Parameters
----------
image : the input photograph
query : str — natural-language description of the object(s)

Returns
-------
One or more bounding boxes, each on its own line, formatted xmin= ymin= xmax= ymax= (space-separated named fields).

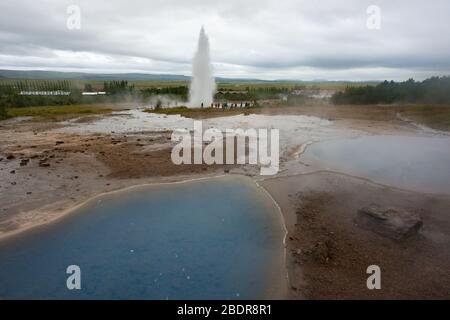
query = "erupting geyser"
xmin=189 ymin=26 xmax=215 ymax=108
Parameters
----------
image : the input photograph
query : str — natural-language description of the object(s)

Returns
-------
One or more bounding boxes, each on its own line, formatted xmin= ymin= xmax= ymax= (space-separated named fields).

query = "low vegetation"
xmin=0 ymin=80 xmax=138 ymax=109
xmin=145 ymin=106 xmax=189 ymax=114
xmin=332 ymin=76 xmax=450 ymax=105
xmin=398 ymin=105 xmax=450 ymax=131
xmin=144 ymin=106 xmax=255 ymax=119
xmin=6 ymin=105 xmax=114 ymax=121
xmin=0 ymin=104 xmax=7 ymax=120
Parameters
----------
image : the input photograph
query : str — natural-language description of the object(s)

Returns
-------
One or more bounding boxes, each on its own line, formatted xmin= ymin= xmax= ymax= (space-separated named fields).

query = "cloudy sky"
xmin=1 ymin=0 xmax=449 ymax=80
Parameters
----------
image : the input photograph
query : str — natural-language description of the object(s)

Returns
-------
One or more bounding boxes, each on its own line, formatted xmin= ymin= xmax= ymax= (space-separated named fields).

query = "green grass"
xmin=1 ymin=78 xmax=374 ymax=91
xmin=146 ymin=106 xmax=190 ymax=114
xmin=399 ymin=105 xmax=450 ymax=131
xmin=6 ymin=104 xmax=114 ymax=120
xmin=143 ymin=106 xmax=256 ymax=119
xmin=144 ymin=106 xmax=229 ymax=117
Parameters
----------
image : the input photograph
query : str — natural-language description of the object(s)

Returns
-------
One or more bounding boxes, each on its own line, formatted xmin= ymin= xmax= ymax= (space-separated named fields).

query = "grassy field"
xmin=397 ymin=105 xmax=450 ymax=131
xmin=6 ymin=104 xmax=115 ymax=121
xmin=215 ymin=81 xmax=376 ymax=90
xmin=0 ymin=78 xmax=376 ymax=91
xmin=129 ymin=80 xmax=376 ymax=91
xmin=144 ymin=106 xmax=252 ymax=119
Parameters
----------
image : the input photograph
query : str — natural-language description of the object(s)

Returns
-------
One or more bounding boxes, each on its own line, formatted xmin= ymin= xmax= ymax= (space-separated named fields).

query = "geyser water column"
xmin=189 ymin=26 xmax=215 ymax=108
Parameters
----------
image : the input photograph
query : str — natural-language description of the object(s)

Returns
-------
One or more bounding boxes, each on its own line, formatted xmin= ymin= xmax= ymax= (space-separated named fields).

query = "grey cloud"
xmin=0 ymin=0 xmax=449 ymax=80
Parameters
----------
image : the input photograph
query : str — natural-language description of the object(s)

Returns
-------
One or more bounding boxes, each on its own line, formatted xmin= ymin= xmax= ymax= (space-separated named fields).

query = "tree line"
xmin=0 ymin=80 xmax=73 ymax=92
xmin=332 ymin=76 xmax=450 ymax=105
xmin=141 ymin=86 xmax=188 ymax=100
xmin=0 ymin=80 xmax=137 ymax=110
xmin=102 ymin=80 xmax=135 ymax=94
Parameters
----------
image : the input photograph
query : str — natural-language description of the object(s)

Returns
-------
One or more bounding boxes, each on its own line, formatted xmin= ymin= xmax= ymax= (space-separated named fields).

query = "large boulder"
xmin=356 ymin=204 xmax=423 ymax=240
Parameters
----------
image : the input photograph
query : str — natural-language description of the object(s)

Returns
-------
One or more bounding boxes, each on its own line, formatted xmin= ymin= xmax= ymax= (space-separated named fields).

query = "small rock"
xmin=6 ymin=155 xmax=15 ymax=160
xmin=356 ymin=204 xmax=423 ymax=240
xmin=55 ymin=141 xmax=64 ymax=145
xmin=312 ymin=240 xmax=334 ymax=264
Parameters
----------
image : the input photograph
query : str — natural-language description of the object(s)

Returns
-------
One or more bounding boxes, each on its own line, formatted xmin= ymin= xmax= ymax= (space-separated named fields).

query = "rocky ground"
xmin=261 ymin=172 xmax=450 ymax=299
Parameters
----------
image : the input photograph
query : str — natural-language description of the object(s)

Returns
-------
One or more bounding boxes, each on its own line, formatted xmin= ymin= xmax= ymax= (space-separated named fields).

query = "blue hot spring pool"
xmin=0 ymin=176 xmax=286 ymax=299
xmin=302 ymin=135 xmax=450 ymax=194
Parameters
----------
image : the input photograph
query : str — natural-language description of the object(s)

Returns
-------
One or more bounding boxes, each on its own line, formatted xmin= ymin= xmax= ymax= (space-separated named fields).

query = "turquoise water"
xmin=302 ymin=135 xmax=450 ymax=194
xmin=0 ymin=177 xmax=285 ymax=299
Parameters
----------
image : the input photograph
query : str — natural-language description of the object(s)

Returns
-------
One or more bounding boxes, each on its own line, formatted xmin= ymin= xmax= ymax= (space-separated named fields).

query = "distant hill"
xmin=0 ymin=70 xmax=191 ymax=81
xmin=0 ymin=69 xmax=380 ymax=84
xmin=0 ymin=69 xmax=273 ymax=82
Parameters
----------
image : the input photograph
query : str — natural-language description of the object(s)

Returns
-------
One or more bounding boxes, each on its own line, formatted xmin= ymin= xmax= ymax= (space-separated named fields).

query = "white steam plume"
xmin=189 ymin=26 xmax=215 ymax=108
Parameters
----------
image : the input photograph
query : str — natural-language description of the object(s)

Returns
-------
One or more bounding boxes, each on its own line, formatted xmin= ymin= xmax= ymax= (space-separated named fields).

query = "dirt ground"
xmin=261 ymin=172 xmax=450 ymax=299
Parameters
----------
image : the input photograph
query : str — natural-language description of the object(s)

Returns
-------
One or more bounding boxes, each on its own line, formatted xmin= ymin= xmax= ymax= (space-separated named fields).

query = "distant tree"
xmin=102 ymin=80 xmax=134 ymax=95
xmin=84 ymin=83 xmax=93 ymax=92
xmin=155 ymin=99 xmax=162 ymax=110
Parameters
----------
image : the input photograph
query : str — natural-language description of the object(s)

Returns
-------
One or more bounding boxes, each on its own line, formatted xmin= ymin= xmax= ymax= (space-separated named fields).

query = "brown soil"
xmin=261 ymin=172 xmax=450 ymax=299
xmin=53 ymin=132 xmax=234 ymax=178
